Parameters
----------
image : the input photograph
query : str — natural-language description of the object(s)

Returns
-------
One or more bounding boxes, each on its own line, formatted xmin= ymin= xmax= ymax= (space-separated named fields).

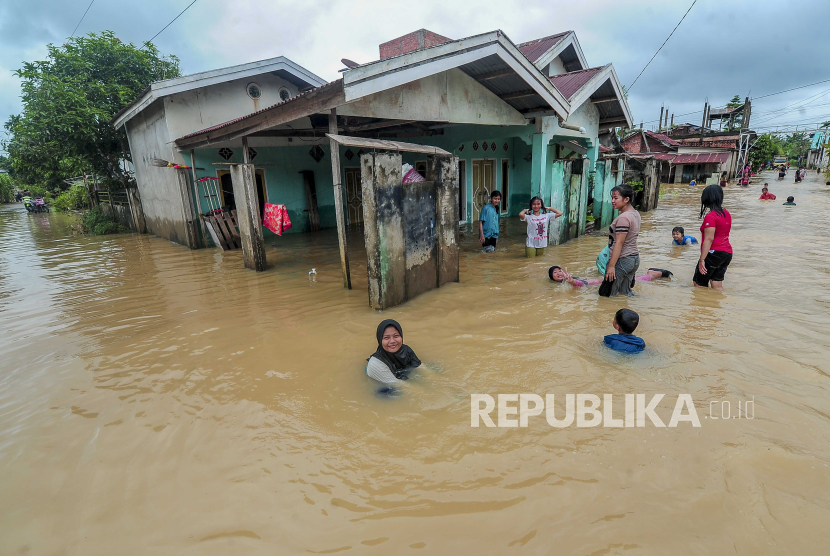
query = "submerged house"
xmin=115 ymin=28 xmax=632 ymax=304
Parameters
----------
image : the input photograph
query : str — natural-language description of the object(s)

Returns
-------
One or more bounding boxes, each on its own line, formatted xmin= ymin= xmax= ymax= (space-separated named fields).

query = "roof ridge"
xmin=518 ymin=30 xmax=570 ymax=47
xmin=549 ymin=64 xmax=609 ymax=77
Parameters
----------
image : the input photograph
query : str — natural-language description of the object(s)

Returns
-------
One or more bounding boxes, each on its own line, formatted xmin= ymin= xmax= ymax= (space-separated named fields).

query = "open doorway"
xmin=217 ymin=169 xmax=267 ymax=222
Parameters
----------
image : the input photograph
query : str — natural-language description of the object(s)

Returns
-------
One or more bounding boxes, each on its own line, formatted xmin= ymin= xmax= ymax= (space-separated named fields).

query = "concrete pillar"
xmin=592 ymin=160 xmax=605 ymax=223
xmin=531 ymin=133 xmax=549 ymax=201
xmin=229 ymin=163 xmax=267 ymax=271
xmin=360 ymin=152 xmax=405 ymax=310
xmin=578 ymin=143 xmax=599 ymax=236
xmin=427 ymin=154 xmax=460 ymax=287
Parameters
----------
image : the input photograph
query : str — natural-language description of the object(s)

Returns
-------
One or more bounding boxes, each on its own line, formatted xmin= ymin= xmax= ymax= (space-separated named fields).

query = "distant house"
xmin=620 ymin=126 xmax=740 ymax=184
xmin=807 ymin=131 xmax=826 ymax=169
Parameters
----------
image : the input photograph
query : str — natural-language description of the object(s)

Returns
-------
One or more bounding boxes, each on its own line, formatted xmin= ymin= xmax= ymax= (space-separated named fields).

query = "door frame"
xmin=458 ymin=159 xmax=467 ymax=224
xmin=471 ymin=158 xmax=496 ymax=222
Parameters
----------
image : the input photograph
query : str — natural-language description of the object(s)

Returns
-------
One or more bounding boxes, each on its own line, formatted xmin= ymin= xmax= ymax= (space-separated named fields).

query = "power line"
xmin=143 ymin=0 xmax=199 ymax=47
xmin=70 ymin=0 xmax=96 ymax=38
xmin=627 ymin=0 xmax=697 ymax=90
xmin=751 ymin=78 xmax=830 ymax=101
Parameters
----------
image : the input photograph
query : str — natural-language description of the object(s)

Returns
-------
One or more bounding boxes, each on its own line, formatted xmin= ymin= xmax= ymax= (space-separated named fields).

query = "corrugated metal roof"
xmin=599 ymin=145 xmax=613 ymax=153
xmin=647 ymin=131 xmax=680 ymax=147
xmin=177 ymin=79 xmax=343 ymax=141
xmin=672 ymin=152 xmax=730 ymax=164
xmin=651 ymin=153 xmax=677 ymax=161
xmin=548 ymin=65 xmax=606 ymax=100
xmin=518 ymin=31 xmax=569 ymax=63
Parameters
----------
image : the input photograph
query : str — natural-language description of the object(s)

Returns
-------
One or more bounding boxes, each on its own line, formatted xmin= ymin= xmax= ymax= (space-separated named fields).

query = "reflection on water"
xmin=2 ymin=172 xmax=830 ymax=554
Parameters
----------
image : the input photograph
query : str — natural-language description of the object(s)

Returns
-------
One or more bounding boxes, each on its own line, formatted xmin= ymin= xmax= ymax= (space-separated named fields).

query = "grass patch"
xmin=82 ymin=207 xmax=128 ymax=235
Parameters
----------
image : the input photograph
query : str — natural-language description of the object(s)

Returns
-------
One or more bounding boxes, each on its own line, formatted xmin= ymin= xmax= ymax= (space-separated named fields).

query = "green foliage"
xmin=781 ymin=132 xmax=811 ymax=161
xmin=748 ymin=134 xmax=781 ymax=169
xmin=2 ymin=31 xmax=180 ymax=193
xmin=627 ymin=180 xmax=645 ymax=193
xmin=0 ymin=173 xmax=16 ymax=203
xmin=81 ymin=206 xmax=127 ymax=235
xmin=52 ymin=183 xmax=89 ymax=211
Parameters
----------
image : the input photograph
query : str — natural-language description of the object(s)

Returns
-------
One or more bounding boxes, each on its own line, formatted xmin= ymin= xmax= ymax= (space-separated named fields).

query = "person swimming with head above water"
xmin=548 ymin=266 xmax=672 ymax=288
xmin=366 ymin=319 xmax=422 ymax=387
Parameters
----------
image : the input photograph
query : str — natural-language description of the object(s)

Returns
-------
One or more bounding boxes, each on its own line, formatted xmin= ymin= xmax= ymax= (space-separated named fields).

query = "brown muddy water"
xmin=2 ymin=170 xmax=830 ymax=555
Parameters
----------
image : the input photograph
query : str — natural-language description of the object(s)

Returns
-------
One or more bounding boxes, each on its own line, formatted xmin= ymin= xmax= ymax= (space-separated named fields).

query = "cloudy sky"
xmin=2 ymin=0 xmax=830 ymax=150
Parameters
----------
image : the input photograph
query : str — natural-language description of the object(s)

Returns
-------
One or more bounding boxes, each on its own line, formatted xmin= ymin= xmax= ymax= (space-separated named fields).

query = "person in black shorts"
xmin=693 ymin=185 xmax=733 ymax=290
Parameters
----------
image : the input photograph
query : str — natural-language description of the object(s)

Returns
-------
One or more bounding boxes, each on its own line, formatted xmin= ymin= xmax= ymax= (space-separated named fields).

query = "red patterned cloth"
xmin=262 ymin=203 xmax=292 ymax=236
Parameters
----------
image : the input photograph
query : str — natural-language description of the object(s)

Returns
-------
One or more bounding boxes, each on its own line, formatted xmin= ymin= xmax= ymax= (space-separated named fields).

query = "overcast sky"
xmin=2 ymin=0 xmax=830 ymax=152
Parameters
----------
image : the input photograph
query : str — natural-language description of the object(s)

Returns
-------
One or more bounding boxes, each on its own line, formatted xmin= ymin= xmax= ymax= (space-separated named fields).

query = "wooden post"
xmin=190 ymin=149 xmax=208 ymax=248
xmin=328 ymin=109 xmax=352 ymax=289
xmin=175 ymin=168 xmax=198 ymax=249
xmin=230 ymin=161 xmax=267 ymax=271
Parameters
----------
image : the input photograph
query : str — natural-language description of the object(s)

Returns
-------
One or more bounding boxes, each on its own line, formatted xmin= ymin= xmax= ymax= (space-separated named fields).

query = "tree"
xmin=748 ymin=134 xmax=781 ymax=169
xmin=781 ymin=132 xmax=811 ymax=161
xmin=1 ymin=31 xmax=180 ymax=192
xmin=725 ymin=95 xmax=744 ymax=131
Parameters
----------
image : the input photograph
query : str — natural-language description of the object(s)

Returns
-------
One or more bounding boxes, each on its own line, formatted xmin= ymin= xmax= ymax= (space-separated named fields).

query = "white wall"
xmin=547 ymin=56 xmax=567 ymax=76
xmin=125 ymin=101 xmax=189 ymax=244
xmin=163 ymin=72 xmax=304 ymax=161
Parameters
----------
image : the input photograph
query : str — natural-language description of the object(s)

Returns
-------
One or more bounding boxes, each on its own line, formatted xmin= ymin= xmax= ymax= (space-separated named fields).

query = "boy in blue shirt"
xmin=604 ymin=309 xmax=646 ymax=353
xmin=479 ymin=190 xmax=501 ymax=253
xmin=671 ymin=226 xmax=698 ymax=245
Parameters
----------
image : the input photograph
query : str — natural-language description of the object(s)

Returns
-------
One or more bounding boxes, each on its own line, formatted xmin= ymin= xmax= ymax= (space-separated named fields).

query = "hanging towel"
xmin=263 ymin=203 xmax=293 ymax=236
xmin=402 ymin=163 xmax=426 ymax=183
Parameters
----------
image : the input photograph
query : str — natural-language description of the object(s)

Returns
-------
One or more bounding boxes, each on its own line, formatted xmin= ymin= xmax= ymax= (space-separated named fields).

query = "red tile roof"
xmin=646 ymin=131 xmax=680 ymax=147
xmin=518 ymin=31 xmax=570 ymax=63
xmin=176 ymin=79 xmax=343 ymax=142
xmin=548 ymin=65 xmax=607 ymax=100
xmin=672 ymin=152 xmax=730 ymax=164
xmin=599 ymin=144 xmax=613 ymax=153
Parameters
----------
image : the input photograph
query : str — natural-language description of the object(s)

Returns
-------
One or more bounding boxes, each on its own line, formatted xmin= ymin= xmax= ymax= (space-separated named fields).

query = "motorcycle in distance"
xmin=23 ymin=196 xmax=50 ymax=213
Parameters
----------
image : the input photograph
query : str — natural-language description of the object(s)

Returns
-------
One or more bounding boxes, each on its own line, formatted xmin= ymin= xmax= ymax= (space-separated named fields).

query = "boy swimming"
xmin=604 ymin=309 xmax=645 ymax=353
xmin=671 ymin=226 xmax=698 ymax=245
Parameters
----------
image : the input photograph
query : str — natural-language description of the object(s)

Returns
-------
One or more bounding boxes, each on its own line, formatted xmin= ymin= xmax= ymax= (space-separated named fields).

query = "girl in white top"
xmin=519 ymin=196 xmax=563 ymax=258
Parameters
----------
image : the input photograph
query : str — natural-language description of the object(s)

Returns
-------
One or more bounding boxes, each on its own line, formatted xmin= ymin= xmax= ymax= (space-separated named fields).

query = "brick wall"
xmin=621 ymin=134 xmax=644 ymax=154
xmin=380 ymin=29 xmax=451 ymax=60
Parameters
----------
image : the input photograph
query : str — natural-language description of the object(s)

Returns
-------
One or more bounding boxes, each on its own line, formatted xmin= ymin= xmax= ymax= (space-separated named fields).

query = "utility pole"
xmin=700 ymin=101 xmax=708 ymax=144
xmin=658 ymin=106 xmax=664 ymax=133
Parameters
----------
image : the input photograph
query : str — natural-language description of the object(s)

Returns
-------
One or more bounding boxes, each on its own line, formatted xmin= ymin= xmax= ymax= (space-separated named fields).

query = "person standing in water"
xmin=603 ymin=184 xmax=641 ymax=296
xmin=366 ymin=320 xmax=422 ymax=385
xmin=519 ymin=197 xmax=562 ymax=258
xmin=694 ymin=184 xmax=732 ymax=291
xmin=479 ymin=190 xmax=501 ymax=253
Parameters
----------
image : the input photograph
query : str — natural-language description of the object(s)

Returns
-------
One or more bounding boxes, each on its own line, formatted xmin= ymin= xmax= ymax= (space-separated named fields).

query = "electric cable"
xmin=627 ymin=0 xmax=697 ymax=90
xmin=70 ymin=0 xmax=95 ymax=38
xmin=143 ymin=0 xmax=199 ymax=47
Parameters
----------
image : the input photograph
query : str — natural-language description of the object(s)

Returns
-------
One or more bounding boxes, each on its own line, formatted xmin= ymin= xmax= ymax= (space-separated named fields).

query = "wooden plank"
xmin=190 ymin=149 xmax=208 ymax=248
xmin=329 ymin=110 xmax=352 ymax=289
xmin=213 ymin=212 xmax=236 ymax=249
xmin=499 ymin=89 xmax=537 ymax=101
xmin=175 ymin=81 xmax=346 ymax=149
xmin=475 ymin=69 xmax=513 ymax=81
xmin=326 ymin=133 xmax=451 ymax=155
xmin=205 ymin=216 xmax=230 ymax=250
xmin=347 ymin=119 xmax=416 ymax=132
xmin=223 ymin=211 xmax=241 ymax=248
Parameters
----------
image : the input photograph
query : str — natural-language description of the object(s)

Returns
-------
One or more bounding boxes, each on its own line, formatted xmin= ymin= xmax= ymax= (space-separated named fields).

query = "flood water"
xmin=2 ymin=170 xmax=830 ymax=555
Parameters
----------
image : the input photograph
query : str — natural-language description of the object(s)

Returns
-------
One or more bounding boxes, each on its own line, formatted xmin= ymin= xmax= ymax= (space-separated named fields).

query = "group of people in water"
xmin=367 ymin=176 xmax=743 ymax=388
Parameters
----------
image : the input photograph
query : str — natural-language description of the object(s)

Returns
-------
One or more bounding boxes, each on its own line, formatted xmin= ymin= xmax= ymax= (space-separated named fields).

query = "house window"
xmin=246 ymin=83 xmax=262 ymax=99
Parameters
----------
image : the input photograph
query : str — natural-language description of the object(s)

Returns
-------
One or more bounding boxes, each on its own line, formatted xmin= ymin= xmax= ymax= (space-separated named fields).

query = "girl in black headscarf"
xmin=366 ymin=320 xmax=421 ymax=384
